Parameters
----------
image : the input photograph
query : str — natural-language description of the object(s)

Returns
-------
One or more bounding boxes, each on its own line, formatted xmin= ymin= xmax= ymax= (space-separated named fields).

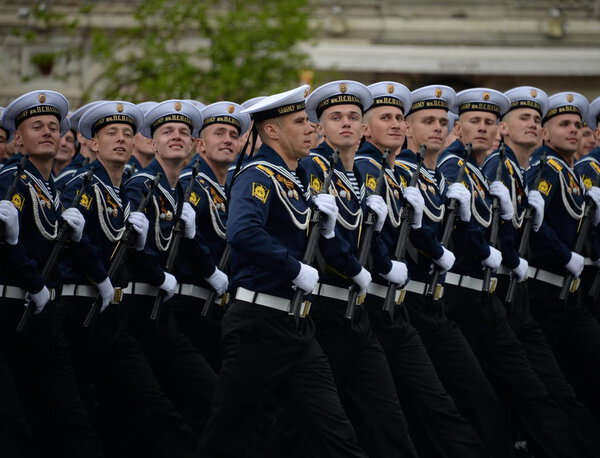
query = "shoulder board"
xmin=591 ymin=161 xmax=600 ymax=175
xmin=255 ymin=164 xmax=275 ymax=177
xmin=180 ymin=170 xmax=192 ymax=179
xmin=395 ymin=161 xmax=413 ymax=172
xmin=547 ymin=158 xmax=563 ymax=172
xmin=504 ymin=158 xmax=515 ymax=176
xmin=437 ymin=153 xmax=460 ymax=168
xmin=312 ymin=155 xmax=328 ymax=173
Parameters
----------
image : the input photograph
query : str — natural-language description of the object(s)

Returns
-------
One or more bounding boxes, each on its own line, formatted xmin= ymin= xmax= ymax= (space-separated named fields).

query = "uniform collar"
xmin=128 ymin=155 xmax=142 ymax=169
xmin=143 ymin=158 xmax=174 ymax=193
xmin=356 ymin=140 xmax=384 ymax=162
xmin=397 ymin=148 xmax=419 ymax=164
xmin=440 ymin=139 xmax=479 ymax=167
xmin=250 ymin=144 xmax=296 ymax=172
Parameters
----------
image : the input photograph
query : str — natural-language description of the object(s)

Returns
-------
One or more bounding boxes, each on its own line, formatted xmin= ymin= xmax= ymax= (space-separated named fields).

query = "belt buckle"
xmin=396 ymin=289 xmax=406 ymax=305
xmin=218 ymin=292 xmax=230 ymax=306
xmin=489 ymin=277 xmax=498 ymax=294
xmin=356 ymin=292 xmax=366 ymax=305
xmin=112 ymin=287 xmax=123 ymax=304
xmin=433 ymin=284 xmax=444 ymax=300
xmin=300 ymin=300 xmax=311 ymax=318
xmin=49 ymin=288 xmax=56 ymax=301
xmin=570 ymin=277 xmax=580 ymax=293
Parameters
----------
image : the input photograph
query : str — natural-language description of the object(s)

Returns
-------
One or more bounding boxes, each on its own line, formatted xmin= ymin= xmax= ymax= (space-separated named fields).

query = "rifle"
xmin=345 ymin=150 xmax=390 ymax=321
xmin=82 ymin=172 xmax=162 ymax=327
xmin=16 ymin=166 xmax=95 ymax=332
xmin=288 ymin=150 xmax=339 ymax=323
xmin=0 ymin=154 xmax=28 ymax=242
xmin=560 ymin=171 xmax=600 ymax=301
xmin=382 ymin=145 xmax=425 ymax=317
xmin=505 ymin=152 xmax=547 ymax=304
xmin=150 ymin=161 xmax=201 ymax=321
xmin=482 ymin=143 xmax=506 ymax=293
xmin=426 ymin=143 xmax=472 ymax=297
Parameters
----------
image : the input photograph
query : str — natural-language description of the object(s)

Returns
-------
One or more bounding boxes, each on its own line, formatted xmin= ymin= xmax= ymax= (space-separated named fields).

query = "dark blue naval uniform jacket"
xmin=575 ymin=147 xmax=600 ymax=261
xmin=227 ymin=144 xmax=348 ymax=299
xmin=0 ymin=154 xmax=64 ymax=291
xmin=438 ymin=139 xmax=512 ymax=277
xmin=481 ymin=144 xmax=526 ymax=270
xmin=59 ymin=160 xmax=131 ymax=288
xmin=177 ymin=158 xmax=227 ymax=287
xmin=528 ymin=145 xmax=585 ymax=274
xmin=124 ymin=159 xmax=216 ymax=287
xmin=393 ymin=148 xmax=447 ymax=283
xmin=122 ymin=155 xmax=143 ymax=182
xmin=296 ymin=141 xmax=389 ymax=288
xmin=55 ymin=152 xmax=87 ymax=191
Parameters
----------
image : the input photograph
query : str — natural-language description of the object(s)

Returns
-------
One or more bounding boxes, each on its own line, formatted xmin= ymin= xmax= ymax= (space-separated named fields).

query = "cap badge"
xmin=304 ymin=87 xmax=310 ymax=98
xmin=531 ymin=89 xmax=538 ymax=98
xmin=38 ymin=93 xmax=46 ymax=103
xmin=387 ymin=84 xmax=395 ymax=94
xmin=339 ymin=83 xmax=347 ymax=93
xmin=116 ymin=103 xmax=124 ymax=113
xmin=483 ymin=92 xmax=490 ymax=101
xmin=567 ymin=94 xmax=574 ymax=103
xmin=435 ymin=88 xmax=442 ymax=98
xmin=174 ymin=102 xmax=182 ymax=111
xmin=228 ymin=104 xmax=235 ymax=114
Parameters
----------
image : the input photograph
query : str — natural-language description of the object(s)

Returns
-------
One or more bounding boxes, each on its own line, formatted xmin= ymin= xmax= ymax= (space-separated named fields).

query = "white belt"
xmin=367 ymin=282 xmax=402 ymax=302
xmin=585 ymin=257 xmax=594 ymax=266
xmin=445 ymin=272 xmax=497 ymax=293
xmin=528 ymin=268 xmax=564 ymax=287
xmin=402 ymin=280 xmax=430 ymax=296
xmin=496 ymin=265 xmax=511 ymax=276
xmin=316 ymin=283 xmax=350 ymax=301
xmin=176 ymin=283 xmax=210 ymax=300
xmin=235 ymin=287 xmax=311 ymax=318
xmin=62 ymin=284 xmax=125 ymax=303
xmin=123 ymin=282 xmax=160 ymax=296
xmin=0 ymin=284 xmax=28 ymax=300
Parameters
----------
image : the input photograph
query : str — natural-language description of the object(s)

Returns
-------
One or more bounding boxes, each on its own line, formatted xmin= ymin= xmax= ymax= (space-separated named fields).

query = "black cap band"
xmin=543 ymin=105 xmax=582 ymax=124
xmin=92 ymin=114 xmax=137 ymax=137
xmin=252 ymin=101 xmax=306 ymax=122
xmin=506 ymin=99 xmax=543 ymax=117
xmin=458 ymin=102 xmax=501 ymax=117
xmin=150 ymin=114 xmax=193 ymax=136
xmin=408 ymin=99 xmax=448 ymax=115
xmin=369 ymin=96 xmax=404 ymax=111
xmin=15 ymin=105 xmax=61 ymax=127
xmin=202 ymin=115 xmax=241 ymax=133
xmin=316 ymin=94 xmax=362 ymax=119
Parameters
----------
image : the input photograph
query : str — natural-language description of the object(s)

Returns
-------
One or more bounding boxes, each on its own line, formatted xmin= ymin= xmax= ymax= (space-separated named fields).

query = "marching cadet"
xmin=438 ymin=88 xmax=591 ymax=457
xmin=483 ymin=86 xmax=600 ymax=456
xmin=58 ymin=101 xmax=200 ymax=457
xmin=292 ymin=80 xmax=418 ymax=458
xmin=577 ymin=122 xmax=597 ymax=160
xmin=0 ymin=107 xmax=9 ymax=166
xmin=0 ymin=90 xmax=101 ymax=457
xmin=123 ymin=101 xmax=158 ymax=181
xmin=357 ymin=82 xmax=499 ymax=457
xmin=51 ymin=127 xmax=76 ymax=178
xmin=123 ymin=100 xmax=221 ymax=434
xmin=55 ymin=101 xmax=106 ymax=190
xmin=528 ymin=92 xmax=600 ymax=426
xmin=175 ymin=101 xmax=249 ymax=370
xmin=199 ymin=85 xmax=368 ymax=458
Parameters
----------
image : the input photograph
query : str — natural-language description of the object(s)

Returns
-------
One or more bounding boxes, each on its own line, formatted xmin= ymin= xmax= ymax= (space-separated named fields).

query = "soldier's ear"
xmin=361 ymin=122 xmax=370 ymax=138
xmin=498 ymin=121 xmax=509 ymax=137
xmin=262 ymin=122 xmax=279 ymax=141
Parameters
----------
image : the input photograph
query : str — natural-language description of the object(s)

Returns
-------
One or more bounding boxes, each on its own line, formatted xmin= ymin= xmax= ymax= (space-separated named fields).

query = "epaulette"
xmin=395 ymin=161 xmax=412 ymax=172
xmin=504 ymin=158 xmax=514 ymax=176
xmin=255 ymin=164 xmax=275 ymax=177
xmin=591 ymin=161 xmax=600 ymax=175
xmin=312 ymin=155 xmax=328 ymax=173
xmin=547 ymin=158 xmax=563 ymax=173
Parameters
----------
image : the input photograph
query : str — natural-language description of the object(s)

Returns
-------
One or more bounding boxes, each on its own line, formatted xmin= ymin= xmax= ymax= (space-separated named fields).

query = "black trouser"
xmin=170 ymin=294 xmax=225 ymax=373
xmin=497 ymin=276 xmax=600 ymax=456
xmin=529 ymin=279 xmax=600 ymax=428
xmin=198 ymin=299 xmax=368 ymax=458
xmin=58 ymin=295 xmax=199 ymax=458
xmin=2 ymin=297 xmax=100 ymax=458
xmin=580 ymin=266 xmax=600 ymax=323
xmin=389 ymin=290 xmax=508 ymax=458
xmin=123 ymin=294 xmax=218 ymax=435
xmin=444 ymin=284 xmax=591 ymax=458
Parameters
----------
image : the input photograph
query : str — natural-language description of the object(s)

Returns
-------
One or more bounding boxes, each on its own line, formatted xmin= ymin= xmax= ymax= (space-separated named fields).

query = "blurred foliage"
xmin=87 ymin=0 xmax=314 ymax=104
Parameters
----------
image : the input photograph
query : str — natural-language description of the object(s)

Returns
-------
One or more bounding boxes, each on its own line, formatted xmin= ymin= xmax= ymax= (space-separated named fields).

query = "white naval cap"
xmin=305 ymin=80 xmax=373 ymax=123
xmin=69 ymin=101 xmax=108 ymax=133
xmin=185 ymin=99 xmax=206 ymax=111
xmin=241 ymin=85 xmax=310 ymax=122
xmin=200 ymin=101 xmax=251 ymax=136
xmin=543 ymin=92 xmax=589 ymax=124
xmin=447 ymin=111 xmax=459 ymax=133
xmin=1 ymin=89 xmax=70 ymax=136
xmin=367 ymin=81 xmax=412 ymax=116
xmin=588 ymin=97 xmax=600 ymax=129
xmin=453 ymin=88 xmax=510 ymax=118
xmin=137 ymin=101 xmax=159 ymax=115
xmin=78 ymin=101 xmax=144 ymax=140
xmin=241 ymin=96 xmax=267 ymax=110
xmin=407 ymin=85 xmax=456 ymax=116
xmin=140 ymin=99 xmax=203 ymax=139
xmin=0 ymin=107 xmax=13 ymax=142
xmin=503 ymin=86 xmax=549 ymax=118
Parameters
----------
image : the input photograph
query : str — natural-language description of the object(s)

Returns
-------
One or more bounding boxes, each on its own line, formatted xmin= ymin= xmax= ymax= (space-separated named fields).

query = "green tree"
xmin=88 ymin=0 xmax=314 ymax=104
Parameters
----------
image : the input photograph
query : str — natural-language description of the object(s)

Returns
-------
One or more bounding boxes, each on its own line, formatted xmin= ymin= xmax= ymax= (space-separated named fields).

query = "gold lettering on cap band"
xmin=372 ymin=97 xmax=404 ymax=109
xmin=15 ymin=105 xmax=61 ymax=125
xmin=151 ymin=114 xmax=193 ymax=130
xmin=92 ymin=114 xmax=136 ymax=134
xmin=458 ymin=102 xmax=501 ymax=115
xmin=316 ymin=94 xmax=361 ymax=112
xmin=409 ymin=99 xmax=449 ymax=113
xmin=203 ymin=115 xmax=242 ymax=130
xmin=544 ymin=105 xmax=582 ymax=123
xmin=251 ymin=101 xmax=306 ymax=122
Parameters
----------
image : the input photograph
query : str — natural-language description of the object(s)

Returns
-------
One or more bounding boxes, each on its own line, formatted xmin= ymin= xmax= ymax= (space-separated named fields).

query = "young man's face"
xmin=499 ymin=108 xmax=543 ymax=150
xmin=0 ymin=129 xmax=7 ymax=161
xmin=270 ymin=111 xmax=315 ymax=161
xmin=153 ymin=122 xmax=194 ymax=160
xmin=543 ymin=113 xmax=582 ymax=156
xmin=199 ymin=123 xmax=241 ymax=166
xmin=456 ymin=111 xmax=499 ymax=154
xmin=93 ymin=123 xmax=134 ymax=167
xmin=363 ymin=105 xmax=406 ymax=152
xmin=318 ymin=104 xmax=363 ymax=150
xmin=56 ymin=130 xmax=76 ymax=163
xmin=16 ymin=115 xmax=61 ymax=160
xmin=406 ymin=109 xmax=448 ymax=154
xmin=133 ymin=132 xmax=155 ymax=158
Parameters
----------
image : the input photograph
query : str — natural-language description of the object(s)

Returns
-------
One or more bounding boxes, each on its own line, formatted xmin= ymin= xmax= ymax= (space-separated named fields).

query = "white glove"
xmin=180 ymin=202 xmax=196 ymax=239
xmin=314 ymin=193 xmax=338 ymax=239
xmin=587 ymin=186 xmax=600 ymax=226
xmin=489 ymin=181 xmax=514 ymax=221
xmin=159 ymin=272 xmax=178 ymax=301
xmin=482 ymin=246 xmax=502 ymax=271
xmin=565 ymin=252 xmax=584 ymax=278
xmin=351 ymin=267 xmax=372 ymax=295
xmin=0 ymin=200 xmax=19 ymax=245
xmin=403 ymin=187 xmax=424 ymax=229
xmin=366 ymin=194 xmax=387 ymax=232
xmin=447 ymin=182 xmax=471 ymax=222
xmin=97 ymin=277 xmax=115 ymax=313
xmin=381 ymin=260 xmax=408 ymax=286
xmin=128 ymin=211 xmax=149 ymax=251
xmin=512 ymin=258 xmax=529 ymax=283
xmin=292 ymin=262 xmax=319 ymax=294
xmin=62 ymin=207 xmax=85 ymax=242
xmin=26 ymin=286 xmax=50 ymax=315
xmin=527 ymin=190 xmax=545 ymax=232
xmin=434 ymin=247 xmax=456 ymax=273
xmin=204 ymin=267 xmax=229 ymax=296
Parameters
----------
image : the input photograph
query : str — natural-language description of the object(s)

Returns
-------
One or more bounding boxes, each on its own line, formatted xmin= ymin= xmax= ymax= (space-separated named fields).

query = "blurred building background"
xmin=1 ymin=0 xmax=600 ymax=106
